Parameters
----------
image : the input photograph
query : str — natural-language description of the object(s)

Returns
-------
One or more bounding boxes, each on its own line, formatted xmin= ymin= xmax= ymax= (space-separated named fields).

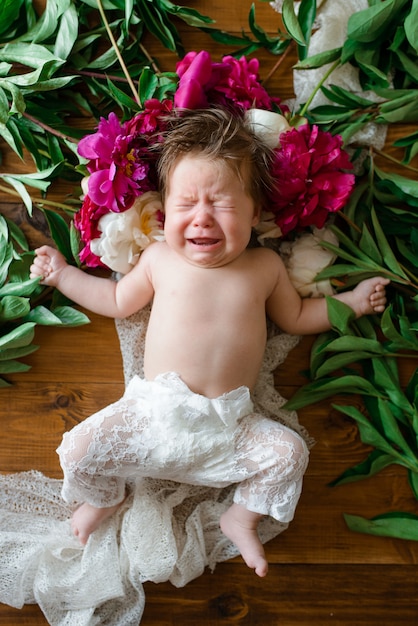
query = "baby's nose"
xmin=193 ymin=205 xmax=214 ymax=227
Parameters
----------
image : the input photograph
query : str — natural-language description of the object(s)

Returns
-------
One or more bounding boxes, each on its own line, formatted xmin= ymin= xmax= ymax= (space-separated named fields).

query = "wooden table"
xmin=1 ymin=1 xmax=417 ymax=624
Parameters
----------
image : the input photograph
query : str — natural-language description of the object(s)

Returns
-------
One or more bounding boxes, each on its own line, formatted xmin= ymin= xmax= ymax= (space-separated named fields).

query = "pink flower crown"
xmin=75 ymin=50 xmax=355 ymax=274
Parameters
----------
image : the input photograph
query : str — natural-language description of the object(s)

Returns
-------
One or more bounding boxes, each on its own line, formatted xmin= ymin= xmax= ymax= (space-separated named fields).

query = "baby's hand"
xmin=352 ymin=276 xmax=390 ymax=316
xmin=30 ymin=245 xmax=68 ymax=287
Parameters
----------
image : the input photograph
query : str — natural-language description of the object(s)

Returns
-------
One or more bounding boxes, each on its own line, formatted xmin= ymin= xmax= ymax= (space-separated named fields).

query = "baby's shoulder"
xmin=247 ymin=245 xmax=284 ymax=271
xmin=140 ymin=240 xmax=168 ymax=264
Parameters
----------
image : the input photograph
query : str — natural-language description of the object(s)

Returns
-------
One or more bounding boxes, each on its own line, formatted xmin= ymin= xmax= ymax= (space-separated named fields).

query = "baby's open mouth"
xmin=189 ymin=238 xmax=220 ymax=246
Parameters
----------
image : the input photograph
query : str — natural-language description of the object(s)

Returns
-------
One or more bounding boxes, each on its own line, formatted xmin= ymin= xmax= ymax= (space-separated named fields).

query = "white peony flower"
xmin=80 ymin=176 xmax=90 ymax=199
xmin=280 ymin=226 xmax=339 ymax=297
xmin=90 ymin=191 xmax=165 ymax=274
xmin=255 ymin=210 xmax=283 ymax=240
xmin=244 ymin=108 xmax=291 ymax=149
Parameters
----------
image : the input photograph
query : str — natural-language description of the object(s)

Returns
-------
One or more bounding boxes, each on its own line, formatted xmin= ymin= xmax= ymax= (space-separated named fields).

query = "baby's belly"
xmin=144 ymin=336 xmax=265 ymax=398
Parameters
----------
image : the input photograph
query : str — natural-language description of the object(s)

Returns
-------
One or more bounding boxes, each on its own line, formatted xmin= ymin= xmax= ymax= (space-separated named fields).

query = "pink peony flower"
xmin=270 ymin=125 xmax=355 ymax=235
xmin=74 ymin=195 xmax=108 ymax=268
xmin=174 ymin=50 xmax=286 ymax=113
xmin=174 ymin=50 xmax=231 ymax=109
xmin=214 ymin=55 xmax=275 ymax=110
xmin=77 ymin=108 xmax=165 ymax=214
xmin=125 ymin=99 xmax=173 ymax=136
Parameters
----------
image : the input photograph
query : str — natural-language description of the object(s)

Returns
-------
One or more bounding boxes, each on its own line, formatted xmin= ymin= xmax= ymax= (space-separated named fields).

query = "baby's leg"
xmin=220 ymin=504 xmax=267 ymax=577
xmin=71 ymin=501 xmax=124 ymax=545
xmin=57 ymin=394 xmax=149 ymax=544
xmin=224 ymin=416 xmax=309 ymax=576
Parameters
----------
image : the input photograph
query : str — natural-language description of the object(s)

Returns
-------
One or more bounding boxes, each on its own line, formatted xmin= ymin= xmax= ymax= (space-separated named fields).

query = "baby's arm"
xmin=30 ymin=244 xmax=155 ymax=318
xmin=266 ymin=252 xmax=389 ymax=335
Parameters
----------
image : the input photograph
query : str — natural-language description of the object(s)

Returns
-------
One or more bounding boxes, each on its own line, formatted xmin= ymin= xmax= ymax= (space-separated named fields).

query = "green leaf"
xmin=381 ymin=306 xmax=418 ymax=350
xmin=375 ymin=165 xmax=418 ymax=206
xmin=408 ymin=469 xmax=418 ymax=500
xmin=333 ymin=403 xmax=407 ymax=461
xmin=344 ymin=512 xmax=418 ymax=540
xmin=0 ymin=360 xmax=31 ymax=374
xmin=406 ymin=368 xmax=418 ymax=406
xmin=42 ymin=208 xmax=73 ymax=262
xmin=326 ymin=297 xmax=356 ymax=335
xmin=3 ymin=164 xmax=62 ymax=189
xmin=368 ymin=358 xmax=413 ymax=416
xmin=392 ymin=48 xmax=418 ymax=83
xmin=404 ymin=0 xmax=418 ymax=54
xmin=370 ymin=206 xmax=409 ymax=278
xmin=0 ymin=42 xmax=65 ymax=74
xmin=329 ymin=449 xmax=396 ymax=486
xmin=106 ymin=77 xmax=140 ymax=112
xmin=0 ymin=118 xmax=24 ymax=158
xmin=159 ymin=0 xmax=215 ymax=27
xmin=137 ymin=0 xmax=180 ymax=53
xmin=353 ymin=48 xmax=390 ymax=87
xmin=51 ymin=305 xmax=90 ymax=327
xmin=377 ymin=98 xmax=418 ymax=123
xmin=1 ymin=175 xmax=32 ymax=214
xmin=25 ymin=304 xmax=89 ymax=327
xmin=24 ymin=305 xmax=65 ymax=325
xmin=316 ymin=332 xmax=385 ymax=356
xmin=3 ymin=216 xmax=28 ymax=252
xmin=0 ymin=322 xmax=35 ymax=350
xmin=314 ymin=350 xmax=384 ymax=379
xmin=54 ymin=3 xmax=79 ymax=60
xmin=0 ymin=85 xmax=9 ymax=124
xmin=0 ymin=247 xmax=13 ymax=287
xmin=0 ymin=0 xmax=24 ymax=39
xmin=0 ymin=295 xmax=30 ymax=321
xmin=0 ymin=343 xmax=39 ymax=361
xmin=375 ymin=396 xmax=416 ymax=458
xmin=0 ymin=80 xmax=25 ymax=116
xmin=321 ymin=84 xmax=374 ymax=108
xmin=0 ymin=277 xmax=40 ymax=297
xmin=284 ymin=375 xmax=382 ymax=410
xmin=294 ymin=47 xmax=342 ymax=69
xmin=282 ymin=0 xmax=306 ymax=46
xmin=327 ymin=224 xmax=382 ymax=267
xmin=16 ymin=0 xmax=72 ymax=44
xmin=359 ymin=223 xmax=383 ymax=265
xmin=347 ymin=0 xmax=410 ymax=43
xmin=296 ymin=0 xmax=316 ymax=60
xmin=138 ymin=67 xmax=159 ymax=106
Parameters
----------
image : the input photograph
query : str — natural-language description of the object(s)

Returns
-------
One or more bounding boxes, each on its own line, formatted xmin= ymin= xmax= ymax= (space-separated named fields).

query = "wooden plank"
xmin=140 ymin=564 xmax=418 ymax=625
xmin=2 ymin=563 xmax=417 ymax=625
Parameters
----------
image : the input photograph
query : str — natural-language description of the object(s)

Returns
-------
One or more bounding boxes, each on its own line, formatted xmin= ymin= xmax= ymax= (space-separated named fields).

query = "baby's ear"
xmin=252 ymin=204 xmax=261 ymax=226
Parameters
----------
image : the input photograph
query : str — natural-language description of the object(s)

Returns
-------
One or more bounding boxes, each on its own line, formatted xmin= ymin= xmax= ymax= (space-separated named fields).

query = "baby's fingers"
xmin=30 ymin=255 xmax=51 ymax=281
xmin=370 ymin=285 xmax=387 ymax=313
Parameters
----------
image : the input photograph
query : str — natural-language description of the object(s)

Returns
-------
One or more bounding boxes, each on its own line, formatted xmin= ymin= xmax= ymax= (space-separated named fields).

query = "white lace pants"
xmin=57 ymin=373 xmax=309 ymax=523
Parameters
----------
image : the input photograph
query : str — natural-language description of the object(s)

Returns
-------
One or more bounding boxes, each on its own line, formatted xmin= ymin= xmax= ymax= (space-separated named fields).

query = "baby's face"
xmin=163 ymin=154 xmax=259 ymax=268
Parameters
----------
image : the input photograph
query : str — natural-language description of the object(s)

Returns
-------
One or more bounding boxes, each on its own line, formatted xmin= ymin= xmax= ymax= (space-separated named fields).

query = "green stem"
xmin=139 ymin=42 xmax=162 ymax=76
xmin=262 ymin=41 xmax=294 ymax=87
xmin=75 ymin=69 xmax=139 ymax=84
xmin=0 ymin=183 xmax=78 ymax=213
xmin=22 ymin=112 xmax=78 ymax=143
xmin=299 ymin=59 xmax=341 ymax=118
xmin=374 ymin=147 xmax=418 ymax=174
xmin=96 ymin=0 xmax=140 ymax=105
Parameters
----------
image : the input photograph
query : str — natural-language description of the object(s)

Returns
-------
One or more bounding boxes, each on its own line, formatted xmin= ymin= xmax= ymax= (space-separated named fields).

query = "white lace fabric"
xmin=0 ymin=307 xmax=313 ymax=625
xmin=57 ymin=370 xmax=309 ymax=521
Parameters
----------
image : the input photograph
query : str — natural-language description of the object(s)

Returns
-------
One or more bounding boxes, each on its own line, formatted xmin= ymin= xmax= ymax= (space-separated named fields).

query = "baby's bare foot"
xmin=71 ymin=501 xmax=122 ymax=545
xmin=220 ymin=504 xmax=268 ymax=577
